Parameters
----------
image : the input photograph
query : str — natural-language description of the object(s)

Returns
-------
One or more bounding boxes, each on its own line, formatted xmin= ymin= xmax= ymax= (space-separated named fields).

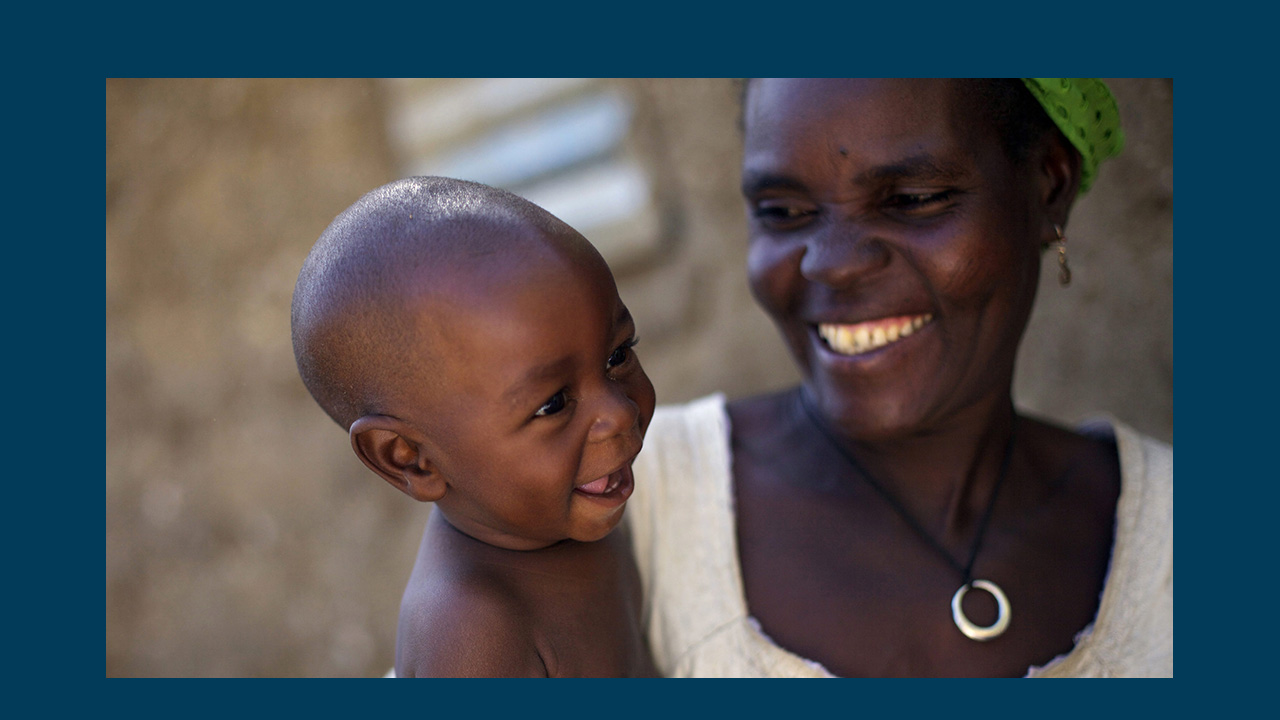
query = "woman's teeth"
xmin=818 ymin=314 xmax=933 ymax=356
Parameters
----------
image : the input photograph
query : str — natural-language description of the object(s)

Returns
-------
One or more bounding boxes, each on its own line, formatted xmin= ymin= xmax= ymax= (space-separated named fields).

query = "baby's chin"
xmin=535 ymin=501 xmax=631 ymax=549
xmin=441 ymin=506 xmax=628 ymax=552
xmin=567 ymin=508 xmax=628 ymax=544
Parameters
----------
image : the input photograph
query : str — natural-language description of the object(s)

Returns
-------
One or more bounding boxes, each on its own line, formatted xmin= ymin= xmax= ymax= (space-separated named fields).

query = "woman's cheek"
xmin=747 ymin=239 xmax=803 ymax=316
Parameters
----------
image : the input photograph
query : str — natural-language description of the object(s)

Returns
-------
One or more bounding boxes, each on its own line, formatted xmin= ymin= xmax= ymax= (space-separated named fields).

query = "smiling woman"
xmin=627 ymin=79 xmax=1171 ymax=678
xmin=742 ymin=79 xmax=1055 ymax=443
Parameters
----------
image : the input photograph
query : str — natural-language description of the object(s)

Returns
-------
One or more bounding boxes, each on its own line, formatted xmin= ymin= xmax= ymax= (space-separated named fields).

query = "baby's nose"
xmin=587 ymin=387 xmax=640 ymax=444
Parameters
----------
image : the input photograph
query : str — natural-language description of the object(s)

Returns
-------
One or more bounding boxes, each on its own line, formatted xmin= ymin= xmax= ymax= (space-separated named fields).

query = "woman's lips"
xmin=816 ymin=313 xmax=933 ymax=356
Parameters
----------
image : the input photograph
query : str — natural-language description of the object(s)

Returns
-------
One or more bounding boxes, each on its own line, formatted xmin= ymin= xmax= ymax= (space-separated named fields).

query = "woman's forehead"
xmin=746 ymin=79 xmax=967 ymax=140
xmin=742 ymin=79 xmax=996 ymax=180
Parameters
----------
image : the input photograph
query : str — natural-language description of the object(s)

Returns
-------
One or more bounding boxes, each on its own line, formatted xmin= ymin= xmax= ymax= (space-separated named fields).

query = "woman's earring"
xmin=1053 ymin=224 xmax=1071 ymax=286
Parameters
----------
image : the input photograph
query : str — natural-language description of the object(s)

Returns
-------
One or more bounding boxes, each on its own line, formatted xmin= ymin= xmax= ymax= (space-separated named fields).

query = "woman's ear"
xmin=349 ymin=415 xmax=446 ymax=502
xmin=1037 ymin=132 xmax=1084 ymax=233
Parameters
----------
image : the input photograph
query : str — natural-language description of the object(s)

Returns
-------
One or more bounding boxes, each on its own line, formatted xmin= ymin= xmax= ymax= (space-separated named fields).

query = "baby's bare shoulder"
xmin=394 ymin=517 xmax=550 ymax=677
xmin=396 ymin=560 xmax=548 ymax=677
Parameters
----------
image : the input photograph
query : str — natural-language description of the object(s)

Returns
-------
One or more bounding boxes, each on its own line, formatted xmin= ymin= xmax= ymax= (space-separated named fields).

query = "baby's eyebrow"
xmin=501 ymin=305 xmax=637 ymax=411
xmin=502 ymin=356 xmax=573 ymax=410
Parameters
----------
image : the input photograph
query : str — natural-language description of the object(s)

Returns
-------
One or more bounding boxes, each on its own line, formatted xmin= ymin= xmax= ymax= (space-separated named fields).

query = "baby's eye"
xmin=607 ymin=338 xmax=639 ymax=370
xmin=534 ymin=390 xmax=568 ymax=417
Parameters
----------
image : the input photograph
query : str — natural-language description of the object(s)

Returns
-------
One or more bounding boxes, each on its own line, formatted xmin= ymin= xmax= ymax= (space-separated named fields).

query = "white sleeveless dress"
xmin=626 ymin=394 xmax=1173 ymax=677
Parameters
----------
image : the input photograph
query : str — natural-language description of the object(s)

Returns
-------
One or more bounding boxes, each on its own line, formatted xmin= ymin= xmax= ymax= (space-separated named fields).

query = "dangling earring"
xmin=1053 ymin=223 xmax=1071 ymax=286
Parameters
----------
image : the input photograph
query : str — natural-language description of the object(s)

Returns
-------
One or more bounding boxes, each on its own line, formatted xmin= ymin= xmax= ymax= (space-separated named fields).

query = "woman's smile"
xmin=816 ymin=313 xmax=934 ymax=357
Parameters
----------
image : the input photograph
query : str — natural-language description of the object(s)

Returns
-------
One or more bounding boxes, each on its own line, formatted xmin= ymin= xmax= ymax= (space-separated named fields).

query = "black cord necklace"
xmin=796 ymin=389 xmax=1018 ymax=642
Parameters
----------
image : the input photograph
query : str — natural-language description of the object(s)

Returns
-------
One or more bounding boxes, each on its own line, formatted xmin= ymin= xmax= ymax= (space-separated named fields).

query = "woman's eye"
xmin=885 ymin=190 xmax=956 ymax=212
xmin=534 ymin=390 xmax=568 ymax=417
xmin=607 ymin=338 xmax=639 ymax=370
xmin=751 ymin=200 xmax=817 ymax=227
xmin=754 ymin=205 xmax=808 ymax=218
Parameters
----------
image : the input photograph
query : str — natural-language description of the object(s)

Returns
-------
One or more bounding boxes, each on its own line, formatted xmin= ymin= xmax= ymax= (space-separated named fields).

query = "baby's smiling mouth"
xmin=575 ymin=471 xmax=624 ymax=496
xmin=817 ymin=313 xmax=933 ymax=356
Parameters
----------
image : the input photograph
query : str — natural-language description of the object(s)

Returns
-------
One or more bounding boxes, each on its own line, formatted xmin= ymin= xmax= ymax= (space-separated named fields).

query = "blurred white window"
xmin=381 ymin=78 xmax=660 ymax=269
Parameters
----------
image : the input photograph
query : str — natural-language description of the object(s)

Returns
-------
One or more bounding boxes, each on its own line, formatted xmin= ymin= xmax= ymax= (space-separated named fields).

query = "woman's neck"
xmin=792 ymin=386 xmax=1019 ymax=535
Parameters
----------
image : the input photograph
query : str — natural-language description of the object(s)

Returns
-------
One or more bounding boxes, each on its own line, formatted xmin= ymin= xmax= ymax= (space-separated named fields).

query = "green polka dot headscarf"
xmin=1021 ymin=78 xmax=1124 ymax=193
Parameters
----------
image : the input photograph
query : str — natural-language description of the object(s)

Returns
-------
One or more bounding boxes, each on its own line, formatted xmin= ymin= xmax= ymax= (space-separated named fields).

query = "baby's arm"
xmin=395 ymin=578 xmax=548 ymax=678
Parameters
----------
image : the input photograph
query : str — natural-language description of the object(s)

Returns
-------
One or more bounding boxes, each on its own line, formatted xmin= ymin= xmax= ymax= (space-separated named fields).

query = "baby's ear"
xmin=349 ymin=415 xmax=446 ymax=502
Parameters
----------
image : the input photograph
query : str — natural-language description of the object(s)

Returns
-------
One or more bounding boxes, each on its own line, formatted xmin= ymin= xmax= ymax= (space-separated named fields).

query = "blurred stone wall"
xmin=1014 ymin=79 xmax=1173 ymax=440
xmin=104 ymin=78 xmax=1171 ymax=677
xmin=106 ymin=79 xmax=413 ymax=677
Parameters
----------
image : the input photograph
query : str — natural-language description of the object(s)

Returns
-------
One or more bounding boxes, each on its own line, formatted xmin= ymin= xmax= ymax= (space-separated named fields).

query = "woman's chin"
xmin=801 ymin=383 xmax=934 ymax=441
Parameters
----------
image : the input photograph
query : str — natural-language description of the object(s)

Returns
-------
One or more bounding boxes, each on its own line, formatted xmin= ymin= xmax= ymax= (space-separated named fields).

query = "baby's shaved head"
xmin=291 ymin=177 xmax=591 ymax=429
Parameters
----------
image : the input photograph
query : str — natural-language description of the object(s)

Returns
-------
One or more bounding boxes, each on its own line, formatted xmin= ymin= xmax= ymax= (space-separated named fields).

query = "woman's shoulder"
xmin=1076 ymin=415 xmax=1172 ymax=478
xmin=725 ymin=389 xmax=794 ymax=434
xmin=1076 ymin=415 xmax=1172 ymax=552
xmin=726 ymin=390 xmax=820 ymax=479
xmin=650 ymin=391 xmax=728 ymax=425
xmin=639 ymin=389 xmax=798 ymax=470
xmin=1020 ymin=412 xmax=1171 ymax=485
xmin=629 ymin=391 xmax=736 ymax=557
xmin=1036 ymin=415 xmax=1172 ymax=677
xmin=640 ymin=392 xmax=730 ymax=460
xmin=1062 ymin=414 xmax=1172 ymax=515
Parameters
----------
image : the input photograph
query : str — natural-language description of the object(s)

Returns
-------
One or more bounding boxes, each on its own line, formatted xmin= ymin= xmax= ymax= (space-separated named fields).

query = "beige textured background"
xmin=104 ymin=78 xmax=1172 ymax=677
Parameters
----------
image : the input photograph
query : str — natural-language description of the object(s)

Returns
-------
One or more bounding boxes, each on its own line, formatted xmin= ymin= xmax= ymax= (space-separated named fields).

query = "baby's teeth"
xmin=872 ymin=327 xmax=887 ymax=348
xmin=899 ymin=321 xmax=913 ymax=337
xmin=886 ymin=324 xmax=900 ymax=342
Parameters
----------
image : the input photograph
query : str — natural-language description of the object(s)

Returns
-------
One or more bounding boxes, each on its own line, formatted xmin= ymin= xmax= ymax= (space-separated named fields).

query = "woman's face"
xmin=741 ymin=78 xmax=1047 ymax=439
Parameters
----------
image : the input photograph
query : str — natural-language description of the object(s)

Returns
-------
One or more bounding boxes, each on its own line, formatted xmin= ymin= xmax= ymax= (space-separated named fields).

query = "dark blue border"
xmin=93 ymin=5 xmax=1224 ymax=710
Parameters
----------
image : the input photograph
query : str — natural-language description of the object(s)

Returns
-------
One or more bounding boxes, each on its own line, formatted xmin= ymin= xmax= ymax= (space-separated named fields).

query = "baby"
xmin=291 ymin=177 xmax=657 ymax=677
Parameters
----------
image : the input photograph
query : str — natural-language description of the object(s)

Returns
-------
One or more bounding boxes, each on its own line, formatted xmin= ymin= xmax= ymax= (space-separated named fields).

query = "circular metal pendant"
xmin=951 ymin=579 xmax=1011 ymax=641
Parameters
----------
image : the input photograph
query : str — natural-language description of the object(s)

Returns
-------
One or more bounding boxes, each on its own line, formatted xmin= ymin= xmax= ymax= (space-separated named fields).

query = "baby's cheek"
xmin=636 ymin=376 xmax=656 ymax=431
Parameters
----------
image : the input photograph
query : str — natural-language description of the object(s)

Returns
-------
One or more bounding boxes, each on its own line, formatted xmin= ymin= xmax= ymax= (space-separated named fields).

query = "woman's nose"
xmin=588 ymin=385 xmax=640 ymax=444
xmin=798 ymin=226 xmax=890 ymax=288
